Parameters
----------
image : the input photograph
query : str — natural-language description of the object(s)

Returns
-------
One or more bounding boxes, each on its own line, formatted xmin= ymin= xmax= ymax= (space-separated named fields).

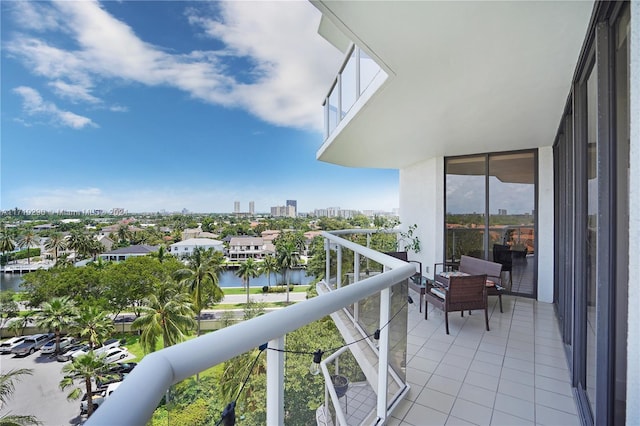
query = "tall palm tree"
xmin=132 ymin=280 xmax=196 ymax=353
xmin=236 ymin=258 xmax=260 ymax=304
xmin=17 ymin=230 xmax=39 ymax=265
xmin=174 ymin=247 xmax=224 ymax=336
xmin=0 ymin=368 xmax=41 ymax=425
xmin=277 ymin=241 xmax=300 ymax=304
xmin=44 ymin=232 xmax=67 ymax=265
xmin=260 ymin=255 xmax=279 ymax=289
xmin=73 ymin=306 xmax=114 ymax=349
xmin=59 ymin=352 xmax=116 ymax=418
xmin=0 ymin=226 xmax=16 ymax=263
xmin=35 ymin=297 xmax=77 ymax=354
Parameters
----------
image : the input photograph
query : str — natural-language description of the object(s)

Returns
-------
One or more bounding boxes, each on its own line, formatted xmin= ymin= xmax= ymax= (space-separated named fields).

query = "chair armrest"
xmin=434 ymin=261 xmax=460 ymax=274
xmin=408 ymin=260 xmax=422 ymax=276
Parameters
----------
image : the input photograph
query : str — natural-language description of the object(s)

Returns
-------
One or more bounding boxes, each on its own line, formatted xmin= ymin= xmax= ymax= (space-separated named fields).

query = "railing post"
xmin=354 ymin=252 xmax=360 ymax=321
xmin=266 ymin=336 xmax=285 ymax=425
xmin=376 ymin=281 xmax=391 ymax=421
xmin=325 ymin=238 xmax=331 ymax=286
xmin=337 ymin=245 xmax=342 ymax=288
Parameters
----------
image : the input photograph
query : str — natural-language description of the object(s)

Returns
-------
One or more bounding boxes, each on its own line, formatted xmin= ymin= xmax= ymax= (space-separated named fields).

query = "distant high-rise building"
xmin=286 ymin=200 xmax=297 ymax=216
xmin=234 ymin=201 xmax=240 ymax=213
xmin=498 ymin=209 xmax=508 ymax=215
xmin=249 ymin=201 xmax=255 ymax=215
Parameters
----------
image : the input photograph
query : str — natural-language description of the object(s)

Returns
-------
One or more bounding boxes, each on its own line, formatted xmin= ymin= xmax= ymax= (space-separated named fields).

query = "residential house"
xmin=228 ymin=236 xmax=266 ymax=261
xmin=168 ymin=238 xmax=224 ymax=258
xmin=98 ymin=245 xmax=158 ymax=262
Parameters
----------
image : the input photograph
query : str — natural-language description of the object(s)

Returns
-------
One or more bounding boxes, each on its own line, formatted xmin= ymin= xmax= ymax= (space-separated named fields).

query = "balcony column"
xmin=377 ymin=283 xmax=391 ymax=421
xmin=266 ymin=336 xmax=285 ymax=425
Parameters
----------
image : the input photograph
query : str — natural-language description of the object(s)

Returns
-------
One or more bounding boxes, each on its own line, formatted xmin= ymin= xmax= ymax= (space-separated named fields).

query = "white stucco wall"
xmin=626 ymin=1 xmax=639 ymax=422
xmin=399 ymin=157 xmax=444 ymax=279
xmin=537 ymin=147 xmax=555 ymax=303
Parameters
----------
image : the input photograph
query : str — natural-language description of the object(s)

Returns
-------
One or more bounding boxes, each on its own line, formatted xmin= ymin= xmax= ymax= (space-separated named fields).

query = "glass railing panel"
xmin=341 ymin=49 xmax=357 ymax=118
xmin=284 ymin=318 xmax=354 ymax=425
xmin=359 ymin=49 xmax=381 ymax=95
xmin=328 ymin=84 xmax=339 ymax=136
xmin=388 ymin=280 xmax=408 ymax=383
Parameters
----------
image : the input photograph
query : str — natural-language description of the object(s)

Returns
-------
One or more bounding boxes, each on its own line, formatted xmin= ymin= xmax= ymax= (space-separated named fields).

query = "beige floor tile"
xmin=451 ymin=398 xmax=493 ymax=426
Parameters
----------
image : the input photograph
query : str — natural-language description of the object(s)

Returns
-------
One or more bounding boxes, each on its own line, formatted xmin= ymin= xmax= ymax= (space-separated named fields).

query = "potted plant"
xmin=330 ymin=374 xmax=349 ymax=398
xmin=398 ymin=224 xmax=421 ymax=254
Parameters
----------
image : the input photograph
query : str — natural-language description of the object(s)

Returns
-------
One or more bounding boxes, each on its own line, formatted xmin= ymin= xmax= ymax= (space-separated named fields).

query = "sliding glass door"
xmin=445 ymin=150 xmax=537 ymax=297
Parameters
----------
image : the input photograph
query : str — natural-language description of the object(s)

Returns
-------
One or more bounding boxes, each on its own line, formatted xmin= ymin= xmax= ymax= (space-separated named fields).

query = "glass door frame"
xmin=443 ymin=149 xmax=539 ymax=299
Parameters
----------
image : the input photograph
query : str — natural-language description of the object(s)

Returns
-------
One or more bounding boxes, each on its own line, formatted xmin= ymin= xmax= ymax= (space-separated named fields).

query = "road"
xmin=0 ymin=351 xmax=84 ymax=425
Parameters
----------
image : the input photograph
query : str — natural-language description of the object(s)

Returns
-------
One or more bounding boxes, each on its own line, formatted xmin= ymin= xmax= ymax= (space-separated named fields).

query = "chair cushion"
xmin=430 ymin=287 xmax=446 ymax=299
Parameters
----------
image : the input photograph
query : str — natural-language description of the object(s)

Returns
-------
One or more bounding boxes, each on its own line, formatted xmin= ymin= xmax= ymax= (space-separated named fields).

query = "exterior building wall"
xmin=537 ymin=146 xmax=555 ymax=303
xmin=627 ymin=1 xmax=639 ymax=421
xmin=399 ymin=157 xmax=442 ymax=278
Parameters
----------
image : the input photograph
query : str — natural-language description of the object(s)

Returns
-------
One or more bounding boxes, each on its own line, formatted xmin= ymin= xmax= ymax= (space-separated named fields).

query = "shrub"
xmin=262 ymin=286 xmax=269 ymax=293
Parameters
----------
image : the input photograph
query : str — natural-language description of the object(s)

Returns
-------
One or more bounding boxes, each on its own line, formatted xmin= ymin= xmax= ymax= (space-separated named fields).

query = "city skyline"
xmin=0 ymin=1 xmax=399 ymax=214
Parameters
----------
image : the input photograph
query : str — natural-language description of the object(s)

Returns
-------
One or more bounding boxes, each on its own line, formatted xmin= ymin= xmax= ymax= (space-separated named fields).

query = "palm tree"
xmin=44 ymin=232 xmax=66 ymax=265
xmin=17 ymin=230 xmax=38 ymax=265
xmin=0 ymin=368 xmax=41 ymax=425
xmin=277 ymin=241 xmax=300 ymax=304
xmin=59 ymin=352 xmax=116 ymax=418
xmin=132 ymin=280 xmax=196 ymax=353
xmin=73 ymin=306 xmax=114 ymax=349
xmin=115 ymin=225 xmax=132 ymax=245
xmin=260 ymin=255 xmax=279 ymax=289
xmin=87 ymin=239 xmax=104 ymax=261
xmin=35 ymin=297 xmax=77 ymax=354
xmin=0 ymin=226 xmax=16 ymax=263
xmin=174 ymin=247 xmax=224 ymax=336
xmin=236 ymin=258 xmax=260 ymax=304
xmin=67 ymin=231 xmax=91 ymax=261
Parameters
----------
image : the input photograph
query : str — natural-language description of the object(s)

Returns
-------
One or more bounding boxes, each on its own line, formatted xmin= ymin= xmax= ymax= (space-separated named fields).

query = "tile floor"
xmin=386 ymin=292 xmax=579 ymax=426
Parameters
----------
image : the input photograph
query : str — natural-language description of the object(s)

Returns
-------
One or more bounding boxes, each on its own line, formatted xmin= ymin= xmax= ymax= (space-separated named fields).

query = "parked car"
xmin=11 ymin=333 xmax=54 ymax=357
xmin=0 ymin=336 xmax=28 ymax=354
xmin=41 ymin=336 xmax=76 ymax=355
xmin=102 ymin=347 xmax=129 ymax=363
xmin=80 ymin=381 xmax=121 ymax=414
xmin=70 ymin=338 xmax=121 ymax=360
xmin=57 ymin=343 xmax=90 ymax=362
xmin=96 ymin=361 xmax=137 ymax=388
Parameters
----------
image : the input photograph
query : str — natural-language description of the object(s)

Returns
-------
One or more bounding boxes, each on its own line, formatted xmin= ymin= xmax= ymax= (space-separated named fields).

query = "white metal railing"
xmin=88 ymin=230 xmax=414 ymax=425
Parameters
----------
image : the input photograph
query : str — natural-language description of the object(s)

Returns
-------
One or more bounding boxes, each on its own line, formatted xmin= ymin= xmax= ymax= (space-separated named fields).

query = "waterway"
xmin=0 ymin=268 xmax=314 ymax=293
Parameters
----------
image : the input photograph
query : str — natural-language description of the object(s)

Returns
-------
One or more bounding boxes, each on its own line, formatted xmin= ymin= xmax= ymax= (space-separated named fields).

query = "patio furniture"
xmin=425 ymin=274 xmax=489 ymax=334
xmin=386 ymin=251 xmax=425 ymax=311
xmin=492 ymin=244 xmax=513 ymax=290
xmin=435 ymin=255 xmax=505 ymax=313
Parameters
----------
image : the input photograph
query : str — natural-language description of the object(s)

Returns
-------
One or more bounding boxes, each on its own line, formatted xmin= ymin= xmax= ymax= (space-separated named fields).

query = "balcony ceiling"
xmin=314 ymin=1 xmax=594 ymax=169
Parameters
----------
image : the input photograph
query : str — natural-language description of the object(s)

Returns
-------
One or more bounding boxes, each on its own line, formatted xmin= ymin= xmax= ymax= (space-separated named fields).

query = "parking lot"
xmin=0 ymin=341 xmax=134 ymax=426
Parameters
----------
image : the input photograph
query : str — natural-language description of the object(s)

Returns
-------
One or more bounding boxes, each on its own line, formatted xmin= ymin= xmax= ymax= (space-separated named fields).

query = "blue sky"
xmin=0 ymin=1 xmax=398 ymax=214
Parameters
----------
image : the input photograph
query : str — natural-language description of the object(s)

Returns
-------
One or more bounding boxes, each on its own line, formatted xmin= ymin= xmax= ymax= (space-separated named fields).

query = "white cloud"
xmin=13 ymin=86 xmax=96 ymax=129
xmin=49 ymin=80 xmax=100 ymax=104
xmin=5 ymin=0 xmax=344 ymax=131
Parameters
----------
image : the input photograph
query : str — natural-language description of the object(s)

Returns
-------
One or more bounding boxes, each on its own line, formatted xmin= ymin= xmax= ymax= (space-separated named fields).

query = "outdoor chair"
xmin=425 ymin=274 xmax=489 ymax=334
xmin=492 ymin=244 xmax=513 ymax=291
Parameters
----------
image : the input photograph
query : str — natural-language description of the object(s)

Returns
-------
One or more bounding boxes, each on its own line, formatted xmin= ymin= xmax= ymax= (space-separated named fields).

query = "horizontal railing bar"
xmin=88 ymin=235 xmax=415 ymax=426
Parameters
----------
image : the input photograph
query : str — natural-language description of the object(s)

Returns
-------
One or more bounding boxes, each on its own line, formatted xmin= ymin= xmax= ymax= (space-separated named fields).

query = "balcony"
xmin=88 ymin=229 xmax=577 ymax=426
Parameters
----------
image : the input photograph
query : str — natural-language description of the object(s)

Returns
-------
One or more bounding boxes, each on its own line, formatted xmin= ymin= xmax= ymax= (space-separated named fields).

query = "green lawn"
xmin=114 ymin=332 xmax=223 ymax=377
xmin=221 ymin=285 xmax=310 ymax=295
